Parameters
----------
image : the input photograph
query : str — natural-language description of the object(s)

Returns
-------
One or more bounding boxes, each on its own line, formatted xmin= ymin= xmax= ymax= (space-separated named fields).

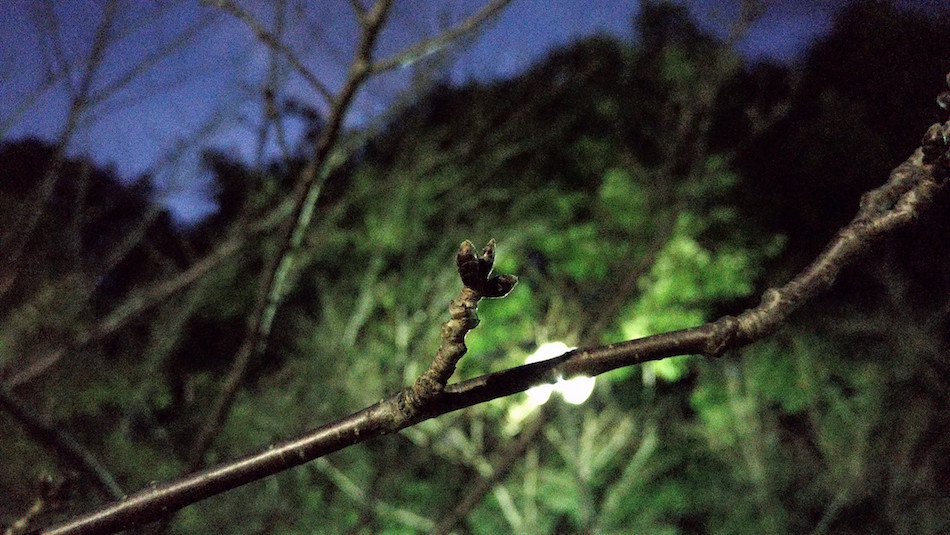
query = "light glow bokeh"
xmin=525 ymin=342 xmax=595 ymax=406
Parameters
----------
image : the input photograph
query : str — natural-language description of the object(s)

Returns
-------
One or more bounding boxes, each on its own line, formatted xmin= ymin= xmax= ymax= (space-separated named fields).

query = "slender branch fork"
xmin=3 ymin=5 xmax=519 ymax=531
xmin=34 ymin=78 xmax=950 ymax=534
xmin=186 ymin=0 xmax=515 ymax=472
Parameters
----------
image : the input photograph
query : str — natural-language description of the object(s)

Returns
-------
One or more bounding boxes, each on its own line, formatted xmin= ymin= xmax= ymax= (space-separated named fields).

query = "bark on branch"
xmin=185 ymin=0 xmax=393 ymax=471
xmin=35 ymin=89 xmax=950 ymax=535
xmin=398 ymin=239 xmax=517 ymax=419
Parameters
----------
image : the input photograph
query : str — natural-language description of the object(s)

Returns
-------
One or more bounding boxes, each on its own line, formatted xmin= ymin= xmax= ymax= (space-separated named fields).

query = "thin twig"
xmin=0 ymin=0 xmax=118 ymax=296
xmin=1 ymin=190 xmax=295 ymax=389
xmin=0 ymin=388 xmax=124 ymax=501
xmin=4 ymin=474 xmax=64 ymax=535
xmin=37 ymin=122 xmax=950 ymax=533
xmin=0 ymin=72 xmax=62 ymax=139
xmin=1 ymin=4 xmax=215 ymax=304
xmin=348 ymin=0 xmax=367 ymax=19
xmin=371 ymin=0 xmax=512 ymax=74
xmin=254 ymin=0 xmax=290 ymax=168
xmin=3 ymin=236 xmax=238 ymax=387
xmin=186 ymin=0 xmax=393 ymax=471
xmin=202 ymin=0 xmax=334 ymax=104
xmin=84 ymin=13 xmax=216 ymax=110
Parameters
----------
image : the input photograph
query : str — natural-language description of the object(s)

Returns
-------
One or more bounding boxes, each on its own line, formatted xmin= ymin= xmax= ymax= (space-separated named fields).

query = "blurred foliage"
xmin=2 ymin=2 xmax=950 ymax=534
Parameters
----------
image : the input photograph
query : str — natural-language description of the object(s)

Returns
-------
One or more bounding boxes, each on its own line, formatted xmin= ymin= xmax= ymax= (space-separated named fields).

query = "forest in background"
xmin=1 ymin=2 xmax=949 ymax=534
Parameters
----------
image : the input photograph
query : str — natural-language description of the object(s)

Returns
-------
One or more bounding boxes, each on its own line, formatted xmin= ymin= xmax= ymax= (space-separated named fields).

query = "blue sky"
xmin=0 ymin=0 xmax=918 ymax=222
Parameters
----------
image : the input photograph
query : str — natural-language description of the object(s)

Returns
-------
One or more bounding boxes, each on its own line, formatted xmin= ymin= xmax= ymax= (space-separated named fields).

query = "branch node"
xmin=703 ymin=315 xmax=740 ymax=358
xmin=399 ymin=239 xmax=517 ymax=420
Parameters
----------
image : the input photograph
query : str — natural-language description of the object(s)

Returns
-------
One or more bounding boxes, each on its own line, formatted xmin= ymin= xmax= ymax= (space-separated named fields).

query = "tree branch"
xmin=398 ymin=239 xmax=517 ymax=418
xmin=35 ymin=83 xmax=950 ymax=535
xmin=202 ymin=0 xmax=334 ymax=103
xmin=0 ymin=0 xmax=118 ymax=297
xmin=185 ymin=0 xmax=393 ymax=471
xmin=0 ymin=388 xmax=124 ymax=502
xmin=371 ymin=0 xmax=512 ymax=74
xmin=1 ymin=188 xmax=297 ymax=389
xmin=4 ymin=474 xmax=68 ymax=535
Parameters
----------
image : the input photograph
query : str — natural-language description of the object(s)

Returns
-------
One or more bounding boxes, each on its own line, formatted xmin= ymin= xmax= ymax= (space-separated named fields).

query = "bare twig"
xmin=0 ymin=388 xmax=124 ymax=501
xmin=371 ymin=0 xmax=512 ymax=74
xmin=0 ymin=73 xmax=62 ymax=139
xmin=4 ymin=474 xmax=66 ymax=535
xmin=348 ymin=0 xmax=367 ymax=19
xmin=3 ymin=235 xmax=239 ymax=388
xmin=0 ymin=0 xmax=118 ymax=295
xmin=31 ymin=0 xmax=72 ymax=91
xmin=202 ymin=0 xmax=334 ymax=103
xmin=66 ymin=160 xmax=93 ymax=266
xmin=254 ymin=0 xmax=291 ymax=168
xmin=1 ymin=4 xmax=216 ymax=306
xmin=2 ymin=101 xmax=368 ymax=390
xmin=36 ymin=110 xmax=950 ymax=532
xmin=1 ymin=182 xmax=298 ymax=389
xmin=186 ymin=0 xmax=393 ymax=471
xmin=84 ymin=13 xmax=216 ymax=111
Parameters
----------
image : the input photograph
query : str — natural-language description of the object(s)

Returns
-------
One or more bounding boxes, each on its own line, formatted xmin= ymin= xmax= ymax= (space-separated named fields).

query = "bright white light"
xmin=558 ymin=375 xmax=595 ymax=404
xmin=525 ymin=383 xmax=553 ymax=406
xmin=525 ymin=342 xmax=572 ymax=365
xmin=524 ymin=342 xmax=595 ymax=406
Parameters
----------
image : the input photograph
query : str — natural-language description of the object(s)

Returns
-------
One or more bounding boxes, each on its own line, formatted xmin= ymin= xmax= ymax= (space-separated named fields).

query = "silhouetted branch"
xmin=254 ymin=0 xmax=291 ymax=167
xmin=0 ymin=0 xmax=118 ymax=295
xmin=371 ymin=0 xmax=512 ymax=74
xmin=347 ymin=0 xmax=367 ymax=19
xmin=84 ymin=13 xmax=216 ymax=110
xmin=202 ymin=0 xmax=333 ymax=103
xmin=2 ymin=2 xmax=209 ymax=294
xmin=186 ymin=0 xmax=393 ymax=471
xmin=1 ymin=190 xmax=296 ymax=389
xmin=36 ymin=79 xmax=950 ymax=535
xmin=4 ymin=235 xmax=240 ymax=387
xmin=0 ymin=388 xmax=123 ymax=501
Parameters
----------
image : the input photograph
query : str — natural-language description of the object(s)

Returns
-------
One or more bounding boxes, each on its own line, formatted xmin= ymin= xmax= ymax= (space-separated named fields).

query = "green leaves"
xmin=598 ymin=168 xmax=648 ymax=235
xmin=537 ymin=222 xmax=609 ymax=281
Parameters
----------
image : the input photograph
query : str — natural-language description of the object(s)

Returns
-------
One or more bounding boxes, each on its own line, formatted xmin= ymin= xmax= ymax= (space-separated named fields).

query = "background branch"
xmin=36 ymin=118 xmax=950 ymax=533
xmin=0 ymin=388 xmax=123 ymax=502
xmin=371 ymin=0 xmax=512 ymax=74
xmin=185 ymin=0 xmax=394 ymax=471
xmin=203 ymin=0 xmax=333 ymax=103
xmin=432 ymin=410 xmax=547 ymax=535
xmin=0 ymin=0 xmax=118 ymax=295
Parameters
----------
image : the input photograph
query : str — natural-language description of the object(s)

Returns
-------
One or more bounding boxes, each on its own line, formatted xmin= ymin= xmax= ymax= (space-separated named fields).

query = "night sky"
xmin=0 ymin=0 xmax=936 ymax=221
